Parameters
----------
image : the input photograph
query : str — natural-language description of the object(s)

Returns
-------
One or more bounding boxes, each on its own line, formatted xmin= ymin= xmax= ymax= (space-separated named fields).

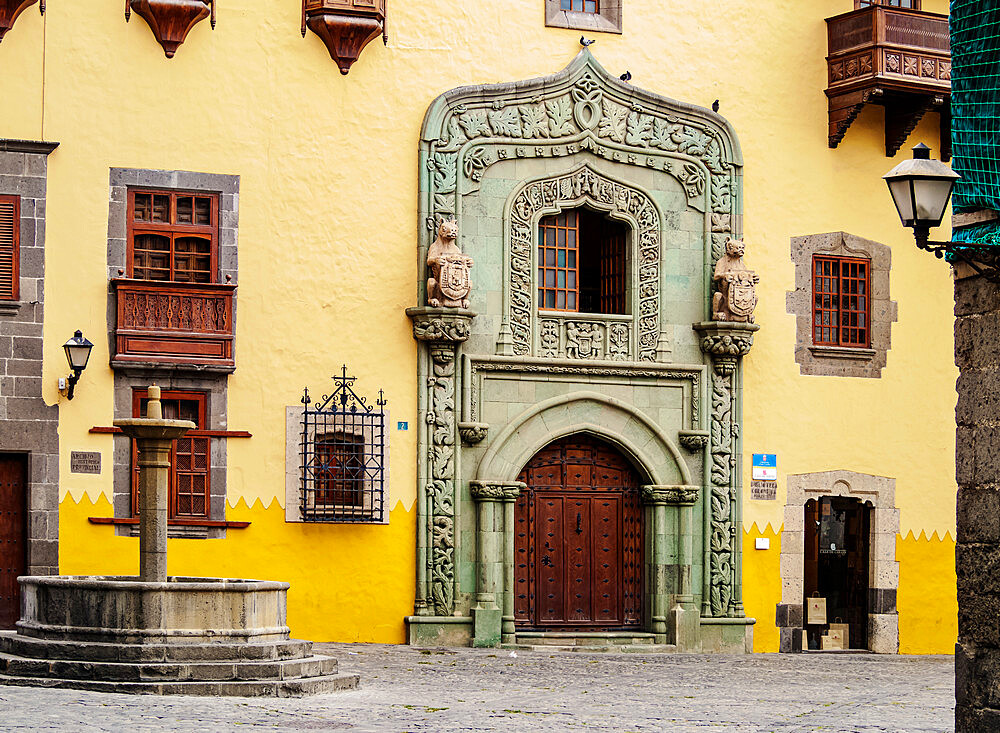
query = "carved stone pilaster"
xmin=407 ymin=307 xmax=475 ymax=617
xmin=694 ymin=321 xmax=759 ymax=619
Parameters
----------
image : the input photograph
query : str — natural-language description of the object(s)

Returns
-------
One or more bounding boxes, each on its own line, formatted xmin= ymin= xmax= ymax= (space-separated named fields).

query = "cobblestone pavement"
xmin=0 ymin=643 xmax=953 ymax=732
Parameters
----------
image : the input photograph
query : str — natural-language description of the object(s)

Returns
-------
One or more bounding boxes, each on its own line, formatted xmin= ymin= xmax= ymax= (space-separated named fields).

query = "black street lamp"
xmin=884 ymin=143 xmax=1000 ymax=280
xmin=62 ymin=330 xmax=93 ymax=400
xmin=883 ymin=143 xmax=960 ymax=250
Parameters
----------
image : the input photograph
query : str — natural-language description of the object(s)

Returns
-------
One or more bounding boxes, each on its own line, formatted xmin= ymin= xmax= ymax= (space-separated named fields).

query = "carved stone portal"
xmin=426 ymin=220 xmax=473 ymax=309
xmin=712 ymin=238 xmax=759 ymax=323
xmin=125 ymin=0 xmax=215 ymax=58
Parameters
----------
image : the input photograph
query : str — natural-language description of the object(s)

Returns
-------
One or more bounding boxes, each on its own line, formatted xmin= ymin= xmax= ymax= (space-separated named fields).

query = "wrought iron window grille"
xmin=300 ymin=365 xmax=387 ymax=523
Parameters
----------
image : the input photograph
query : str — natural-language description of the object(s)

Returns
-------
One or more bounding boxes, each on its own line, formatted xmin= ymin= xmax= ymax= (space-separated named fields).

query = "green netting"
xmin=951 ymin=2 xmax=1000 ymax=244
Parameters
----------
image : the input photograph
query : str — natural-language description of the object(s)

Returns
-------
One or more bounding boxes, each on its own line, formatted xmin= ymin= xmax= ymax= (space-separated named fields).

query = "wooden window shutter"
xmin=0 ymin=195 xmax=19 ymax=301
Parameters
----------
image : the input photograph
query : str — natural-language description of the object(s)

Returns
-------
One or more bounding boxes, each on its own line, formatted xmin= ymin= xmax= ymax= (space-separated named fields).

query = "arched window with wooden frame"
xmin=127 ymin=189 xmax=219 ymax=283
xmin=537 ymin=208 xmax=628 ymax=315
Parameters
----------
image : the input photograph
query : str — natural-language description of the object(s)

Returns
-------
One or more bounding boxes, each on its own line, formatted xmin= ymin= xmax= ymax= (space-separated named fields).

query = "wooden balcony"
xmin=826 ymin=5 xmax=950 ymax=158
xmin=111 ymin=279 xmax=235 ymax=371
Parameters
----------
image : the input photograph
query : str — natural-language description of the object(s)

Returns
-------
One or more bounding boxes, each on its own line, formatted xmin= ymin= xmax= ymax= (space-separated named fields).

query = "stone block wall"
xmin=0 ymin=140 xmax=59 ymax=576
xmin=954 ymin=270 xmax=1000 ymax=729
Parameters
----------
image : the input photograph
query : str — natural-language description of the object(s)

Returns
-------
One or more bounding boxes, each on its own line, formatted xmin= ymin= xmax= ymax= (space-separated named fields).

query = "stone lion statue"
xmin=712 ymin=237 xmax=759 ymax=323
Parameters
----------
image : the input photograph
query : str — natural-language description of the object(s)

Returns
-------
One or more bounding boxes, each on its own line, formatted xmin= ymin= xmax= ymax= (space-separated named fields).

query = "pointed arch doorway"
xmin=514 ymin=434 xmax=644 ymax=630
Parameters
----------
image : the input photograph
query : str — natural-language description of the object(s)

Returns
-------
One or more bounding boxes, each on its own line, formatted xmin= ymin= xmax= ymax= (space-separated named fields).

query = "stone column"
xmin=693 ymin=322 xmax=758 ymax=618
xmin=643 ymin=485 xmax=701 ymax=649
xmin=500 ymin=483 xmax=521 ymax=645
xmin=113 ymin=385 xmax=194 ymax=582
xmin=469 ymin=480 xmax=523 ymax=647
xmin=407 ymin=307 xmax=474 ymax=617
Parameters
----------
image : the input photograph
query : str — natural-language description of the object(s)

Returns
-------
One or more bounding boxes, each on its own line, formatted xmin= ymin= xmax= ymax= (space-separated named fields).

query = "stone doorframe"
xmin=471 ymin=392 xmax=700 ymax=649
xmin=776 ymin=470 xmax=899 ymax=654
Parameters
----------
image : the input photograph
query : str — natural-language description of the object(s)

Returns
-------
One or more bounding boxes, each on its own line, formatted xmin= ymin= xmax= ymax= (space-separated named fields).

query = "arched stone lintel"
xmin=419 ymin=49 xmax=743 ymax=168
xmin=475 ymin=391 xmax=691 ymax=486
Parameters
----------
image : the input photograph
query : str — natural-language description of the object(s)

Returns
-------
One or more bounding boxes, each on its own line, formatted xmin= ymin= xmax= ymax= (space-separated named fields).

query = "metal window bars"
xmin=300 ymin=365 xmax=387 ymax=522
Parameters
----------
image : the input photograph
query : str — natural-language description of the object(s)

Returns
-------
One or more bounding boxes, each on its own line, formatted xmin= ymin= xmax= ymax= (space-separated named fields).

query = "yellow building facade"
xmin=0 ymin=0 xmax=956 ymax=653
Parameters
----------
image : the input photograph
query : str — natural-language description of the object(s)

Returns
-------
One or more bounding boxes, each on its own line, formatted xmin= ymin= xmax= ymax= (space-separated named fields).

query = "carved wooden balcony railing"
xmin=125 ymin=0 xmax=215 ymax=58
xmin=826 ymin=5 xmax=951 ymax=158
xmin=302 ymin=0 xmax=386 ymax=75
xmin=0 ymin=0 xmax=42 ymax=43
xmin=112 ymin=279 xmax=235 ymax=371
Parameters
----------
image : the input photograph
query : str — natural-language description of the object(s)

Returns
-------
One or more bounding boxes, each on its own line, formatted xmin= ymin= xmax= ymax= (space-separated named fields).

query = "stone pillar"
xmin=113 ymin=385 xmax=194 ymax=583
xmin=469 ymin=480 xmax=523 ymax=648
xmin=954 ymin=269 xmax=1000 ymax=730
xmin=407 ymin=307 xmax=475 ymax=618
xmin=643 ymin=484 xmax=701 ymax=649
xmin=694 ymin=322 xmax=758 ymax=619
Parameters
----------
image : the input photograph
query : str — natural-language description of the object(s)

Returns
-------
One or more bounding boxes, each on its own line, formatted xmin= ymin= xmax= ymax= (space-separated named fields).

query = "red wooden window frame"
xmin=539 ymin=211 xmax=580 ymax=311
xmin=538 ymin=208 xmax=628 ymax=315
xmin=812 ymin=255 xmax=871 ymax=348
xmin=561 ymin=0 xmax=599 ymax=12
xmin=0 ymin=195 xmax=19 ymax=301
xmin=314 ymin=432 xmax=366 ymax=508
xmin=127 ymin=189 xmax=219 ymax=283
xmin=130 ymin=389 xmax=211 ymax=520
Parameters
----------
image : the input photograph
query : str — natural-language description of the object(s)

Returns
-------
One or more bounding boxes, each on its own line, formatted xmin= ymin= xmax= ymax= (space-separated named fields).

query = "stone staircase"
xmin=0 ymin=632 xmax=359 ymax=696
xmin=509 ymin=631 xmax=674 ymax=653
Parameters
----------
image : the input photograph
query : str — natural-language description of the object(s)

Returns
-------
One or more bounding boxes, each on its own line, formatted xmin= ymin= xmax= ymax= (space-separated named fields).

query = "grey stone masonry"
xmin=954 ymin=267 xmax=1000 ymax=731
xmin=0 ymin=140 xmax=59 ymax=576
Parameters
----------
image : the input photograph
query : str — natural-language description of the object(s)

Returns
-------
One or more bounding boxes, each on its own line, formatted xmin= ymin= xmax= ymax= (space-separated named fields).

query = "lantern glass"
xmin=63 ymin=331 xmax=93 ymax=371
xmin=887 ymin=177 xmax=915 ymax=225
xmin=913 ymin=177 xmax=956 ymax=225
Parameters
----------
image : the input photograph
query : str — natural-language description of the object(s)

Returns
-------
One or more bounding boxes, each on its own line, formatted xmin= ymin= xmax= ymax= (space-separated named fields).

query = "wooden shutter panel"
xmin=0 ymin=196 xmax=19 ymax=301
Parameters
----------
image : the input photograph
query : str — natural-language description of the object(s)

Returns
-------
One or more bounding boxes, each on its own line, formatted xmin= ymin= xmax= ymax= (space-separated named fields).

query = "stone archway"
xmin=776 ymin=470 xmax=899 ymax=654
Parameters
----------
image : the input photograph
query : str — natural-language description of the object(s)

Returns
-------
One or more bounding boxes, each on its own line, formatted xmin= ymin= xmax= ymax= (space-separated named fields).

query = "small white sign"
xmin=752 ymin=453 xmax=777 ymax=481
xmin=755 ymin=537 xmax=770 ymax=550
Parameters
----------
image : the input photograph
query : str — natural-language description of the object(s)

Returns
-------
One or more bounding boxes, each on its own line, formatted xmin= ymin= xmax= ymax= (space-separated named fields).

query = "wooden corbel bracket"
xmin=301 ymin=0 xmax=387 ymax=75
xmin=0 ymin=0 xmax=43 ymax=44
xmin=125 ymin=0 xmax=215 ymax=58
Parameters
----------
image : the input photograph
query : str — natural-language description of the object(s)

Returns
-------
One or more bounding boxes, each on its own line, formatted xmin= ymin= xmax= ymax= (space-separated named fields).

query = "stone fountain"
xmin=0 ymin=386 xmax=357 ymax=696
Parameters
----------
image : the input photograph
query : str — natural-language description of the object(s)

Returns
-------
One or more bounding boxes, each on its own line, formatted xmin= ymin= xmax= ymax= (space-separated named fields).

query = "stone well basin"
xmin=16 ymin=576 xmax=290 ymax=645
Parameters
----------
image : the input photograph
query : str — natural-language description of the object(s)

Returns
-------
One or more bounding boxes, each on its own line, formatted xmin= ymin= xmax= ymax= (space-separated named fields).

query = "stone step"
xmin=0 ymin=632 xmax=312 ymax=663
xmin=514 ymin=631 xmax=657 ymax=647
xmin=0 ymin=651 xmax=339 ymax=683
xmin=0 ymin=671 xmax=360 ymax=697
xmin=510 ymin=644 xmax=676 ymax=654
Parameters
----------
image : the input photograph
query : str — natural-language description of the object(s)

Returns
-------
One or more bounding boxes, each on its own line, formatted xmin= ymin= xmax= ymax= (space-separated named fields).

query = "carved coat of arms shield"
xmin=729 ymin=272 xmax=757 ymax=318
xmin=438 ymin=254 xmax=473 ymax=303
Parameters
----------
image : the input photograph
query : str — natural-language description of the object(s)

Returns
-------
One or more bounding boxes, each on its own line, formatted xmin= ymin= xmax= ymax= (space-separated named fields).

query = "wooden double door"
xmin=0 ymin=455 xmax=27 ymax=630
xmin=514 ymin=435 xmax=643 ymax=630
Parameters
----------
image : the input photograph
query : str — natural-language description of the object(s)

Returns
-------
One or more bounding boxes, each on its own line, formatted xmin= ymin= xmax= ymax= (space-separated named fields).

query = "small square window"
xmin=546 ymin=0 xmax=621 ymax=34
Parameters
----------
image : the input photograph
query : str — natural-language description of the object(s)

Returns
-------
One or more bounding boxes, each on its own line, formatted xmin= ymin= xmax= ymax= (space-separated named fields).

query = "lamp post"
xmin=62 ymin=330 xmax=93 ymax=400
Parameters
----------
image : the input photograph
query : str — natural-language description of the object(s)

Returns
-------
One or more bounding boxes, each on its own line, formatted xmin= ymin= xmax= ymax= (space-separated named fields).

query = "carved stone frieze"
xmin=641 ymin=484 xmax=700 ymax=506
xmin=125 ymin=0 xmax=215 ymax=58
xmin=458 ymin=421 xmax=488 ymax=445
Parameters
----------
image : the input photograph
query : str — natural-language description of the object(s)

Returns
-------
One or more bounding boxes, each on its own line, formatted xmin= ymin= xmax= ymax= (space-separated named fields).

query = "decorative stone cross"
xmin=113 ymin=385 xmax=195 ymax=582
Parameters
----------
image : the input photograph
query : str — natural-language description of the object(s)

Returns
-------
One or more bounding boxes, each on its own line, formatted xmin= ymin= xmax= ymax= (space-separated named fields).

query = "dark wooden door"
xmin=0 ymin=455 xmax=27 ymax=630
xmin=514 ymin=435 xmax=642 ymax=629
